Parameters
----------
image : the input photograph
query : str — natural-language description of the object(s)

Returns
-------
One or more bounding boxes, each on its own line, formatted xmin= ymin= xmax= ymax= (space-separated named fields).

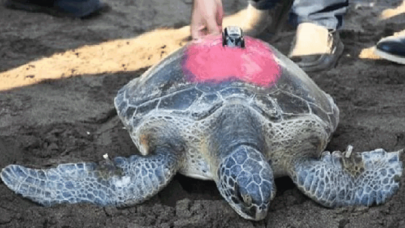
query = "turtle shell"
xmin=115 ymin=36 xmax=338 ymax=134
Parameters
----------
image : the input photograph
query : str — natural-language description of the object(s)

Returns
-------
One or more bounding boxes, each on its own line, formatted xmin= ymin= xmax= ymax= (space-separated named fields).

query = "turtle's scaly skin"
xmin=292 ymin=148 xmax=402 ymax=207
xmin=0 ymin=35 xmax=402 ymax=221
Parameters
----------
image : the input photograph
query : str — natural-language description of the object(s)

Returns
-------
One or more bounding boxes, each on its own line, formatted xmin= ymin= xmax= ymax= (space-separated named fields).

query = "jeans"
xmin=249 ymin=0 xmax=349 ymax=30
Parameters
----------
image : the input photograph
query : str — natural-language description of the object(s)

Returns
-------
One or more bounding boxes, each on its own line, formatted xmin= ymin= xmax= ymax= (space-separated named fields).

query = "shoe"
xmin=374 ymin=34 xmax=405 ymax=64
xmin=242 ymin=0 xmax=293 ymax=38
xmin=4 ymin=0 xmax=109 ymax=18
xmin=288 ymin=23 xmax=344 ymax=72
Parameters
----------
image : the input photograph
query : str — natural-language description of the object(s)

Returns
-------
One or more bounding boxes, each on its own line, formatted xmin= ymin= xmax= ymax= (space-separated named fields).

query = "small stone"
xmin=47 ymin=142 xmax=59 ymax=151
xmin=176 ymin=199 xmax=192 ymax=218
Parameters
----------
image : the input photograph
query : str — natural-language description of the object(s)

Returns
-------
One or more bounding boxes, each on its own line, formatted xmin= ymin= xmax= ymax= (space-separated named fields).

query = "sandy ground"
xmin=0 ymin=0 xmax=405 ymax=227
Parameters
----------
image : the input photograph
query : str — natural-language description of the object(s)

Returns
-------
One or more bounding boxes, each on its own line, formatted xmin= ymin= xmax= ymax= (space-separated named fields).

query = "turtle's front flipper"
xmin=1 ymin=149 xmax=180 ymax=207
xmin=288 ymin=148 xmax=403 ymax=207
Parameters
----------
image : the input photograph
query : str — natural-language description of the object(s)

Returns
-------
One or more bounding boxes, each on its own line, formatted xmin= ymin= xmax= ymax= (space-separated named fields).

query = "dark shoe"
xmin=375 ymin=34 xmax=405 ymax=65
xmin=288 ymin=23 xmax=344 ymax=72
xmin=4 ymin=0 xmax=109 ymax=18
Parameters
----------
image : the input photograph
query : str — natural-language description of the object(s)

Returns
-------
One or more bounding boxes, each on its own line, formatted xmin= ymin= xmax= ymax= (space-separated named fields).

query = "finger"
xmin=216 ymin=10 xmax=223 ymax=33
xmin=216 ymin=0 xmax=224 ymax=27
xmin=191 ymin=25 xmax=201 ymax=40
xmin=190 ymin=10 xmax=202 ymax=40
xmin=198 ymin=25 xmax=208 ymax=38
xmin=206 ymin=17 xmax=221 ymax=35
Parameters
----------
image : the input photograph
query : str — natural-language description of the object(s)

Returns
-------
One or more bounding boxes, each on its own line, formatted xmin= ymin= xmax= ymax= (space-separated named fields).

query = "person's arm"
xmin=190 ymin=0 xmax=223 ymax=40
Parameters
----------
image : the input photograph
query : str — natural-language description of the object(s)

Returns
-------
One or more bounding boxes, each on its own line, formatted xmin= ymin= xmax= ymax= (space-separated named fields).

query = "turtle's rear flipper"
xmin=289 ymin=148 xmax=403 ymax=207
xmin=0 ymin=150 xmax=180 ymax=207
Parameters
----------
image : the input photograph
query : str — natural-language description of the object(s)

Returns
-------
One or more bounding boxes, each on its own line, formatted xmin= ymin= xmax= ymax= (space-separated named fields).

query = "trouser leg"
xmin=290 ymin=0 xmax=349 ymax=30
xmin=248 ymin=0 xmax=349 ymax=30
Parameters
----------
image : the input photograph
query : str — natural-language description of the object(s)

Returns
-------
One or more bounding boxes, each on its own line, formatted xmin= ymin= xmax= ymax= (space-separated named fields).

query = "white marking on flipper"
xmin=113 ymin=176 xmax=131 ymax=188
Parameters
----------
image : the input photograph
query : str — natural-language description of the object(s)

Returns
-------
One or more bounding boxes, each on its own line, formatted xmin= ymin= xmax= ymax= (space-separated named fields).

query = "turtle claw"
xmin=327 ymin=145 xmax=354 ymax=159
xmin=343 ymin=145 xmax=353 ymax=158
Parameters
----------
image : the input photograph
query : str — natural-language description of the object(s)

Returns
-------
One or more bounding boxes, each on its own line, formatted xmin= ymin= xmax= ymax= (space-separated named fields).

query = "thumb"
xmin=190 ymin=10 xmax=202 ymax=40
xmin=206 ymin=17 xmax=221 ymax=35
xmin=216 ymin=0 xmax=223 ymax=30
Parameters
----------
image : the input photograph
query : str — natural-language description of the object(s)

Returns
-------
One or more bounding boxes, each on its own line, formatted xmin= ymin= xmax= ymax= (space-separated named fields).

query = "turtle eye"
xmin=234 ymin=184 xmax=243 ymax=202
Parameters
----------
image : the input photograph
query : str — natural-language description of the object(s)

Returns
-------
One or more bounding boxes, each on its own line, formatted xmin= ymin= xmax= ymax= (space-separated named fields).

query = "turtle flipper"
xmin=289 ymin=148 xmax=403 ymax=207
xmin=1 ymin=151 xmax=179 ymax=207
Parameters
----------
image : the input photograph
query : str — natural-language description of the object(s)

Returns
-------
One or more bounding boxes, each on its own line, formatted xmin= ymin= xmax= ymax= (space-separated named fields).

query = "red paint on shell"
xmin=182 ymin=36 xmax=281 ymax=87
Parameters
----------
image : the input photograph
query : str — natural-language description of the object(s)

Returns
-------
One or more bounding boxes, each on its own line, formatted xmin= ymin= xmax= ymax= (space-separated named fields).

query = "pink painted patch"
xmin=182 ymin=36 xmax=281 ymax=87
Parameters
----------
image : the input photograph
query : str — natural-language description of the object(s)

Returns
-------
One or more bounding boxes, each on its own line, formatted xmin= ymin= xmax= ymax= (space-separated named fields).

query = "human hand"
xmin=190 ymin=0 xmax=223 ymax=40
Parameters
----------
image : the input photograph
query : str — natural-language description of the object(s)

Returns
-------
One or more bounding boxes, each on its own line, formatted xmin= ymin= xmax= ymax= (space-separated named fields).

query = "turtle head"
xmin=216 ymin=145 xmax=275 ymax=221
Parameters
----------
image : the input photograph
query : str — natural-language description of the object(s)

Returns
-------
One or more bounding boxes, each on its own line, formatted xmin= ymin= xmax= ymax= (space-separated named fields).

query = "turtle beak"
xmin=255 ymin=206 xmax=268 ymax=220
xmin=239 ymin=203 xmax=269 ymax=221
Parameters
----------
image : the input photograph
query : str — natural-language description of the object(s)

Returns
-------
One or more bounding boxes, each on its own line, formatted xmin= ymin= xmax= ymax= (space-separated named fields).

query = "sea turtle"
xmin=1 ymin=27 xmax=403 ymax=221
